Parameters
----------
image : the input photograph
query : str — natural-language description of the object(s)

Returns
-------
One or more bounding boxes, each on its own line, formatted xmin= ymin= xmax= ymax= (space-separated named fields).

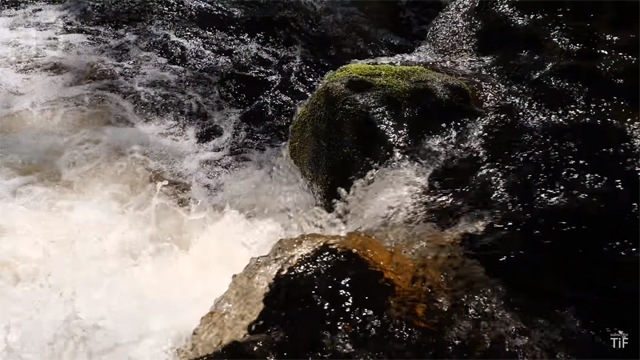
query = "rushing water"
xmin=3 ymin=1 xmax=637 ymax=359
xmin=0 ymin=3 xmax=437 ymax=358
xmin=0 ymin=4 xmax=306 ymax=359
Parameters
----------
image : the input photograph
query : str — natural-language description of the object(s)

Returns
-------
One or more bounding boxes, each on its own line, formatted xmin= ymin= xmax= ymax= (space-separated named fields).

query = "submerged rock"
xmin=289 ymin=64 xmax=481 ymax=208
xmin=179 ymin=232 xmax=600 ymax=359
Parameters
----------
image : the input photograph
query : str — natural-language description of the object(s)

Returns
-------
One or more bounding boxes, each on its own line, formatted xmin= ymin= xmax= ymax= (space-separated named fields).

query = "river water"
xmin=0 ymin=4 xmax=309 ymax=359
xmin=3 ymin=1 xmax=637 ymax=359
xmin=0 ymin=3 xmax=436 ymax=358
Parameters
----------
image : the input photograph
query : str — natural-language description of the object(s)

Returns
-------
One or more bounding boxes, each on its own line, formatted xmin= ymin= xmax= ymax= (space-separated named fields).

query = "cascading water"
xmin=2 ymin=0 xmax=638 ymax=359
xmin=0 ymin=4 xmax=311 ymax=359
xmin=0 ymin=3 xmax=434 ymax=358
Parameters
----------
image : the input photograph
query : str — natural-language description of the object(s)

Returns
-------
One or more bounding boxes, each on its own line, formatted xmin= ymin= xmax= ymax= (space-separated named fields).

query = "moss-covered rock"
xmin=289 ymin=64 xmax=480 ymax=208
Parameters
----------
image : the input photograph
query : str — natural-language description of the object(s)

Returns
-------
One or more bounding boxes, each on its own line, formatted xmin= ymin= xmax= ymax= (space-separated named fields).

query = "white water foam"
xmin=0 ymin=5 xmax=324 ymax=359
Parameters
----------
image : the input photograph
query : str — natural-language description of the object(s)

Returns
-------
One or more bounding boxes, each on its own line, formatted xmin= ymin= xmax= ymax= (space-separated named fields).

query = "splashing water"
xmin=0 ymin=5 xmax=323 ymax=359
xmin=0 ymin=3 xmax=441 ymax=359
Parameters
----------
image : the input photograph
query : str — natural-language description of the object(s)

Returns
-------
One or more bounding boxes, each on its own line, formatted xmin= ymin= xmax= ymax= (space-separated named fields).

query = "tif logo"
xmin=610 ymin=330 xmax=628 ymax=349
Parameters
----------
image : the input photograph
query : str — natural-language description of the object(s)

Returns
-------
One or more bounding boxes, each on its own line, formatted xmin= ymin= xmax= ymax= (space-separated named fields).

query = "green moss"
xmin=289 ymin=83 xmax=357 ymax=198
xmin=326 ymin=63 xmax=433 ymax=82
xmin=324 ymin=64 xmax=466 ymax=95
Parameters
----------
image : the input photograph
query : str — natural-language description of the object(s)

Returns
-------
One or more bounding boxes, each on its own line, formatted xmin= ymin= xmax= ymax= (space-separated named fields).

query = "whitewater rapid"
xmin=0 ymin=3 xmax=439 ymax=359
xmin=0 ymin=4 xmax=314 ymax=359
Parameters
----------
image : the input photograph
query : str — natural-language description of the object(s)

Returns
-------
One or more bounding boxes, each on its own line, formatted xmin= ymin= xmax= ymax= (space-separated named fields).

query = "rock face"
xmin=177 ymin=234 xmax=337 ymax=360
xmin=289 ymin=64 xmax=480 ymax=207
xmin=179 ymin=232 xmax=600 ymax=360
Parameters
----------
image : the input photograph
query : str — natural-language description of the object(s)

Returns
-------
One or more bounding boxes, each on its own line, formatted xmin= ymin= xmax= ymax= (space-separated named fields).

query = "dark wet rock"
xmin=208 ymin=245 xmax=430 ymax=360
xmin=148 ymin=171 xmax=193 ymax=208
xmin=180 ymin=232 xmax=603 ymax=359
xmin=420 ymin=153 xmax=487 ymax=228
xmin=289 ymin=63 xmax=481 ymax=208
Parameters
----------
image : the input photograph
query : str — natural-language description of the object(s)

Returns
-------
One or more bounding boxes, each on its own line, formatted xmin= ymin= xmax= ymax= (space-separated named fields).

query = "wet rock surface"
xmin=289 ymin=63 xmax=481 ymax=207
xmin=183 ymin=232 xmax=600 ymax=359
xmin=207 ymin=245 xmax=426 ymax=360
